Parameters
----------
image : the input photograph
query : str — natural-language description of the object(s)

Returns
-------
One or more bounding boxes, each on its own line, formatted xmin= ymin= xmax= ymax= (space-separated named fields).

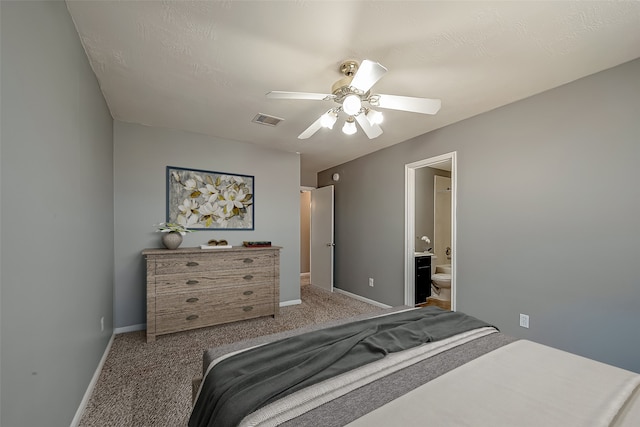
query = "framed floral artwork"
xmin=166 ymin=166 xmax=254 ymax=230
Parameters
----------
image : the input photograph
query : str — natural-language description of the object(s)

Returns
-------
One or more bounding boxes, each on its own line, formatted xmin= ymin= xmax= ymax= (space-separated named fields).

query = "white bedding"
xmin=239 ymin=327 xmax=498 ymax=427
xmin=346 ymin=340 xmax=640 ymax=427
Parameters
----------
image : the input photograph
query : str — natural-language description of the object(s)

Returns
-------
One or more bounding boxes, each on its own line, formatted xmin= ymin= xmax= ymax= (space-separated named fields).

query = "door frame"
xmin=404 ymin=152 xmax=457 ymax=309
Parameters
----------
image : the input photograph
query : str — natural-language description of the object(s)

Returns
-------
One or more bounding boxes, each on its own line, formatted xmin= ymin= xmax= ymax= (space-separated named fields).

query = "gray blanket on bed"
xmin=189 ymin=306 xmax=493 ymax=427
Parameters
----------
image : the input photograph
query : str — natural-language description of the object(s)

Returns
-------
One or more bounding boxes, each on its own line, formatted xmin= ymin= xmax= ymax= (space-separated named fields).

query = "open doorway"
xmin=300 ymin=189 xmax=312 ymax=286
xmin=300 ymin=186 xmax=335 ymax=292
xmin=404 ymin=152 xmax=457 ymax=309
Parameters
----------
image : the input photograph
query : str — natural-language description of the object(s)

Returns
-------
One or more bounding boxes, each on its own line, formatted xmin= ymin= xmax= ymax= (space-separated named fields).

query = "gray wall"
xmin=1 ymin=1 xmax=114 ymax=425
xmin=319 ymin=58 xmax=640 ymax=373
xmin=113 ymin=121 xmax=300 ymax=329
xmin=300 ymin=164 xmax=317 ymax=188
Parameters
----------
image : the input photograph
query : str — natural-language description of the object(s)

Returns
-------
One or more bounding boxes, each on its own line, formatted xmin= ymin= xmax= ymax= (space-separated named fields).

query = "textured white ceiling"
xmin=66 ymin=1 xmax=640 ymax=180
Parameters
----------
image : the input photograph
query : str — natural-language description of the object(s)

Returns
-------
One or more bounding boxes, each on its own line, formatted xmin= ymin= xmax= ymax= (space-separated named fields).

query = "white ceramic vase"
xmin=161 ymin=231 xmax=183 ymax=250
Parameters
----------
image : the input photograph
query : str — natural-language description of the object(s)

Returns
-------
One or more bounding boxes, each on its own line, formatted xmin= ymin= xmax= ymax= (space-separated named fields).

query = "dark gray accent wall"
xmin=320 ymin=58 xmax=640 ymax=373
xmin=1 ymin=1 xmax=114 ymax=425
xmin=113 ymin=122 xmax=300 ymax=329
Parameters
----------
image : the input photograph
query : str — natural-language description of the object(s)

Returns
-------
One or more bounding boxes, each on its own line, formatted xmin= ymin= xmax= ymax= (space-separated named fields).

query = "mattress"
xmin=347 ymin=340 xmax=640 ymax=427
xmin=190 ymin=307 xmax=640 ymax=427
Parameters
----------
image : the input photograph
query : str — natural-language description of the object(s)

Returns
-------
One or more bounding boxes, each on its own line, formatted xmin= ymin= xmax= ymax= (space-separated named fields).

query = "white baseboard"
xmin=280 ymin=299 xmax=302 ymax=307
xmin=114 ymin=323 xmax=146 ymax=334
xmin=300 ymin=272 xmax=310 ymax=277
xmin=70 ymin=334 xmax=115 ymax=427
xmin=69 ymin=289 xmax=383 ymax=425
xmin=110 ymin=292 xmax=379 ymax=332
xmin=333 ymin=288 xmax=392 ymax=309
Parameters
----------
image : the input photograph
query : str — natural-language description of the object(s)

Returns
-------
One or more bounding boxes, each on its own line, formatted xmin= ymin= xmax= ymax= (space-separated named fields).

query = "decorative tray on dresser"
xmin=142 ymin=246 xmax=281 ymax=342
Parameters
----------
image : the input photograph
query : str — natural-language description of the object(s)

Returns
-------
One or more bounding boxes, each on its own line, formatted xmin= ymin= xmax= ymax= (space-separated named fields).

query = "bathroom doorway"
xmin=404 ymin=152 xmax=457 ymax=309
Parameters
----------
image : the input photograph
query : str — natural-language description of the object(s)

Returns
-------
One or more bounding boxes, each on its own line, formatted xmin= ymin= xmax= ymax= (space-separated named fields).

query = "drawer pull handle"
xmin=243 ymin=290 xmax=254 ymax=296
xmin=186 ymin=280 xmax=199 ymax=285
xmin=186 ymin=315 xmax=199 ymax=321
xmin=243 ymin=258 xmax=254 ymax=264
xmin=186 ymin=297 xmax=199 ymax=303
xmin=243 ymin=274 xmax=254 ymax=280
xmin=186 ymin=262 xmax=199 ymax=267
xmin=242 ymin=306 xmax=253 ymax=312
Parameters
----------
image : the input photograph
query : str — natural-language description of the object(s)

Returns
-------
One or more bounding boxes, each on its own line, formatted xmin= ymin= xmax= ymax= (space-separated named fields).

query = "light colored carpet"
xmin=79 ymin=284 xmax=384 ymax=426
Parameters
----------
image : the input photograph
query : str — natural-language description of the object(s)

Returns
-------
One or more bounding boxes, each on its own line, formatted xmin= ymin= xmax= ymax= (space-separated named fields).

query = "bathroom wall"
xmin=318 ymin=58 xmax=640 ymax=373
xmin=433 ymin=175 xmax=452 ymax=264
xmin=415 ymin=167 xmax=451 ymax=252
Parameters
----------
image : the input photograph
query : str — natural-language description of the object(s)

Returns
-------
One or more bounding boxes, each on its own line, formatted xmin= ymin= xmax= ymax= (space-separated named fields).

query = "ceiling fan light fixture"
xmin=342 ymin=94 xmax=361 ymax=116
xmin=267 ymin=59 xmax=441 ymax=140
xmin=342 ymin=117 xmax=357 ymax=135
xmin=366 ymin=109 xmax=383 ymax=125
xmin=320 ymin=111 xmax=338 ymax=129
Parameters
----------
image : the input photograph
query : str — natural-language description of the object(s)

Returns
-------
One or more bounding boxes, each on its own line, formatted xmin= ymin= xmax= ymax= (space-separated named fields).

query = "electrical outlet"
xmin=519 ymin=313 xmax=530 ymax=328
xmin=101 ymin=316 xmax=105 ymax=332
xmin=368 ymin=278 xmax=374 ymax=287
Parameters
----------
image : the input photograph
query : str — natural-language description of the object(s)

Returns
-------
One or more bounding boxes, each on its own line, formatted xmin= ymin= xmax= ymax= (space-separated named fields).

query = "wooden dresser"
xmin=142 ymin=246 xmax=280 ymax=342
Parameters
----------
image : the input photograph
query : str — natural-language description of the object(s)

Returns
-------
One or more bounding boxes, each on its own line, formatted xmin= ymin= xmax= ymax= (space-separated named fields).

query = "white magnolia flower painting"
xmin=167 ymin=166 xmax=254 ymax=230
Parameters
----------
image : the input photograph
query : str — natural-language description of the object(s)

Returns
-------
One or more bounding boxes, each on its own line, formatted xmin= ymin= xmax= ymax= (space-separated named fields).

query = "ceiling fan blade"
xmin=375 ymin=94 xmax=441 ymax=115
xmin=354 ymin=114 xmax=383 ymax=139
xmin=297 ymin=115 xmax=325 ymax=139
xmin=350 ymin=60 xmax=387 ymax=93
xmin=266 ymin=91 xmax=333 ymax=101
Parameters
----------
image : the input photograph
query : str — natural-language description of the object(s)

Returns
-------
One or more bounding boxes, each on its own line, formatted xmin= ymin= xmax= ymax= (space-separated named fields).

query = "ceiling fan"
xmin=266 ymin=59 xmax=441 ymax=139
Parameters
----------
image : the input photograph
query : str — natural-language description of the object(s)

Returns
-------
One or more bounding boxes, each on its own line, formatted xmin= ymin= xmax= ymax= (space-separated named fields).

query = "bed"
xmin=189 ymin=306 xmax=640 ymax=427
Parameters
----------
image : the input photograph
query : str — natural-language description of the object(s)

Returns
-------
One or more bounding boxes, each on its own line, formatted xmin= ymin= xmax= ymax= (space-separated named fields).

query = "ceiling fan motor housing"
xmin=331 ymin=60 xmax=370 ymax=112
xmin=339 ymin=60 xmax=359 ymax=77
xmin=331 ymin=77 xmax=356 ymax=98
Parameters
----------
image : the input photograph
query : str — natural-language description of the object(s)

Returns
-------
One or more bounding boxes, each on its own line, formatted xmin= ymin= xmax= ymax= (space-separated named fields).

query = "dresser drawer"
xmin=155 ymin=283 xmax=274 ymax=314
xmin=153 ymin=253 xmax=273 ymax=275
xmin=156 ymin=302 xmax=275 ymax=335
xmin=155 ymin=289 xmax=275 ymax=334
xmin=154 ymin=268 xmax=273 ymax=294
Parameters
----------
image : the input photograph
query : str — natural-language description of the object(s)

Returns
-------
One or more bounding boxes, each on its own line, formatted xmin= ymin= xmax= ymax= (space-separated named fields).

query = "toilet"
xmin=431 ymin=264 xmax=452 ymax=301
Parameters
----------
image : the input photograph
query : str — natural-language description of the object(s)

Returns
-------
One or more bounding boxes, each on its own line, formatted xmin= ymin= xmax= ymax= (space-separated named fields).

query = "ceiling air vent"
xmin=252 ymin=113 xmax=284 ymax=127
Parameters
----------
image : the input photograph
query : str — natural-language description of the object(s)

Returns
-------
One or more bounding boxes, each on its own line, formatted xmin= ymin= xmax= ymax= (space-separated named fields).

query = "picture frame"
xmin=166 ymin=166 xmax=254 ymax=230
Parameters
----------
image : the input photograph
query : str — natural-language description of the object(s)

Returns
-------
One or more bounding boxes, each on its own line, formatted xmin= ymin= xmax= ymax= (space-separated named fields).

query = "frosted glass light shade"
xmin=342 ymin=95 xmax=362 ymax=116
xmin=366 ymin=109 xmax=383 ymax=125
xmin=320 ymin=111 xmax=337 ymax=129
xmin=342 ymin=118 xmax=357 ymax=135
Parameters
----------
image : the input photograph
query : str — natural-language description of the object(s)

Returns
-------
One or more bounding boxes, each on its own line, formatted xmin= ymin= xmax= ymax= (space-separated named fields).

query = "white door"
xmin=310 ymin=186 xmax=334 ymax=292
